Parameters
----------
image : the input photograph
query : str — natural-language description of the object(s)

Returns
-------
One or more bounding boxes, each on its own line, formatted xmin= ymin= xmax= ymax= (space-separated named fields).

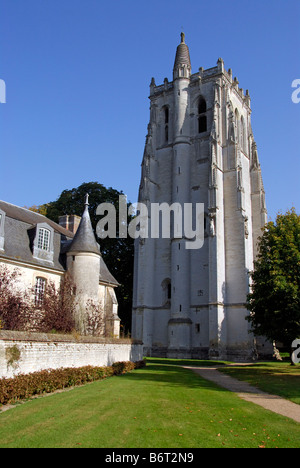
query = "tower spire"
xmin=68 ymin=194 xmax=100 ymax=255
xmin=173 ymin=32 xmax=191 ymax=80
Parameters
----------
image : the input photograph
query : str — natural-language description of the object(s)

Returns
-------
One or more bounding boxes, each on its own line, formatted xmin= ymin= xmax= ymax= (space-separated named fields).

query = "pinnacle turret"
xmin=173 ymin=32 xmax=191 ymax=80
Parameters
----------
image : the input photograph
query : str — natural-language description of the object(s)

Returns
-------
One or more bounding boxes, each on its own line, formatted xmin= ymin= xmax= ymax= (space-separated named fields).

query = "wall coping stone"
xmin=0 ymin=330 xmax=142 ymax=346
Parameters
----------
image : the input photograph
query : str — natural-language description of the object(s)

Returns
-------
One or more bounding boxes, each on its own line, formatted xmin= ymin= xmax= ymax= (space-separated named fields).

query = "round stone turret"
xmin=67 ymin=194 xmax=101 ymax=335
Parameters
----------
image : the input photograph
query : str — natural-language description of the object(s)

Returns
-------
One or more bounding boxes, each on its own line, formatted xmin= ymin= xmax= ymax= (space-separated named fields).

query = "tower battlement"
xmin=151 ymin=60 xmax=251 ymax=108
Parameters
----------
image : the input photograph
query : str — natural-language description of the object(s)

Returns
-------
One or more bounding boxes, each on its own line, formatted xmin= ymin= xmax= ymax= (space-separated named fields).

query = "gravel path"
xmin=185 ymin=366 xmax=300 ymax=423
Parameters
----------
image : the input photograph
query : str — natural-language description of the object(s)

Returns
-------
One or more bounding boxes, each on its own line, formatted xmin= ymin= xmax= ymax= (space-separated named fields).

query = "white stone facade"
xmin=132 ymin=35 xmax=268 ymax=361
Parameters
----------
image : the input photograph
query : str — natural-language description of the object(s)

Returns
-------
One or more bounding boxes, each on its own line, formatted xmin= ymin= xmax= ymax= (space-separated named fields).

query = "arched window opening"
xmin=198 ymin=115 xmax=207 ymax=133
xmin=235 ymin=109 xmax=239 ymax=143
xmin=167 ymin=283 xmax=172 ymax=300
xmin=198 ymin=97 xmax=206 ymax=114
xmin=165 ymin=125 xmax=169 ymax=142
xmin=162 ymin=278 xmax=171 ymax=306
xmin=165 ymin=107 xmax=169 ymax=124
xmin=198 ymin=97 xmax=207 ymax=133
xmin=240 ymin=116 xmax=246 ymax=152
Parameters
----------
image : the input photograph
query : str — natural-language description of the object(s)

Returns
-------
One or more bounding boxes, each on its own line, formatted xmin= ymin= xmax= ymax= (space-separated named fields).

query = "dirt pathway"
xmin=185 ymin=366 xmax=300 ymax=423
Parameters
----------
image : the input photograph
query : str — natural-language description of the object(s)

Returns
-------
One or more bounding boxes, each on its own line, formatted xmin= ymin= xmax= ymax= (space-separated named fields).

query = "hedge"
xmin=0 ymin=360 xmax=146 ymax=407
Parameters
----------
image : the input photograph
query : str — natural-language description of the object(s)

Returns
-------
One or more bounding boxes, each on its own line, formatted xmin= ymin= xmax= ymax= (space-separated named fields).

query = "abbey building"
xmin=132 ymin=34 xmax=269 ymax=361
xmin=0 ymin=197 xmax=120 ymax=337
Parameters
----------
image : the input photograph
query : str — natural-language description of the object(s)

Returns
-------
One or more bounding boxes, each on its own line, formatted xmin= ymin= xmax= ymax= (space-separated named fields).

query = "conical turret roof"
xmin=173 ymin=32 xmax=191 ymax=72
xmin=68 ymin=194 xmax=100 ymax=255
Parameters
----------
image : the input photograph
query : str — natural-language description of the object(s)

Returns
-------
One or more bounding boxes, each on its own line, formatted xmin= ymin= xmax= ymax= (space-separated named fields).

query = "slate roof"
xmin=99 ymin=257 xmax=119 ymax=287
xmin=0 ymin=200 xmax=119 ymax=286
xmin=68 ymin=202 xmax=100 ymax=256
xmin=0 ymin=201 xmax=73 ymax=272
xmin=0 ymin=201 xmax=73 ymax=237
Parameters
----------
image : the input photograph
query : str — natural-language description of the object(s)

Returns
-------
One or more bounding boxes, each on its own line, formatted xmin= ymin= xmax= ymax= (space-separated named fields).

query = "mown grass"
xmin=145 ymin=357 xmax=229 ymax=367
xmin=218 ymin=361 xmax=300 ymax=405
xmin=0 ymin=361 xmax=299 ymax=448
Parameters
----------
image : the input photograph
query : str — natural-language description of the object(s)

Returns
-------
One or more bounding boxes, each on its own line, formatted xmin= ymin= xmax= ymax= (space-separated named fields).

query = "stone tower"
xmin=132 ymin=34 xmax=268 ymax=361
xmin=67 ymin=195 xmax=102 ymax=335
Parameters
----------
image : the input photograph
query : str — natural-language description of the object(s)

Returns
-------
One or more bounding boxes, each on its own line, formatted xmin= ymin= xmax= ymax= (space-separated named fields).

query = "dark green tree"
xmin=246 ymin=208 xmax=300 ymax=363
xmin=42 ymin=182 xmax=134 ymax=334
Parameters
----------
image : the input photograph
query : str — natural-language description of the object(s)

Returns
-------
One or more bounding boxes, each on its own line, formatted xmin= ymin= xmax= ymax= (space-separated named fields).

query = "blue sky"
xmin=0 ymin=0 xmax=299 ymax=221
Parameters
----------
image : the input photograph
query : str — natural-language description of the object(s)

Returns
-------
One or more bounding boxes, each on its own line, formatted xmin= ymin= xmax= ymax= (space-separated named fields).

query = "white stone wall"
xmin=0 ymin=331 xmax=143 ymax=379
xmin=0 ymin=259 xmax=62 ymax=297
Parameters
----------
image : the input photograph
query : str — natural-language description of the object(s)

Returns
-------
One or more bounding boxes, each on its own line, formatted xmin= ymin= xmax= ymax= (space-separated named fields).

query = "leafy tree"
xmin=0 ymin=266 xmax=78 ymax=334
xmin=24 ymin=204 xmax=48 ymax=216
xmin=40 ymin=182 xmax=134 ymax=334
xmin=37 ymin=275 xmax=76 ymax=334
xmin=246 ymin=208 xmax=300 ymax=363
xmin=0 ymin=266 xmax=31 ymax=330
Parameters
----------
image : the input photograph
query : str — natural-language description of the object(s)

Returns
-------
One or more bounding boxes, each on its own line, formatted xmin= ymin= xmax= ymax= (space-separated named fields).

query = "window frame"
xmin=34 ymin=276 xmax=47 ymax=307
xmin=32 ymin=222 xmax=54 ymax=263
xmin=37 ymin=227 xmax=51 ymax=251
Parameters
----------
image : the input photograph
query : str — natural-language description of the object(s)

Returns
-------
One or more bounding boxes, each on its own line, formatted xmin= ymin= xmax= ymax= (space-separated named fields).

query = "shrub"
xmin=133 ymin=359 xmax=146 ymax=369
xmin=0 ymin=360 xmax=145 ymax=406
xmin=111 ymin=360 xmax=146 ymax=375
xmin=0 ymin=266 xmax=31 ymax=331
xmin=0 ymin=267 xmax=76 ymax=334
xmin=112 ymin=361 xmax=135 ymax=375
xmin=35 ymin=274 xmax=76 ymax=334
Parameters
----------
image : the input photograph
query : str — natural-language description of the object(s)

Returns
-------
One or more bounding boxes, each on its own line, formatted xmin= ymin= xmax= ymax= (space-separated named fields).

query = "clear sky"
xmin=0 ymin=0 xmax=299 ymax=221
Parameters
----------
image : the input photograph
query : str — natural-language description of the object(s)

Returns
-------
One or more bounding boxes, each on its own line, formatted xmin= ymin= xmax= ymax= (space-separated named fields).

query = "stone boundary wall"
xmin=0 ymin=330 xmax=143 ymax=379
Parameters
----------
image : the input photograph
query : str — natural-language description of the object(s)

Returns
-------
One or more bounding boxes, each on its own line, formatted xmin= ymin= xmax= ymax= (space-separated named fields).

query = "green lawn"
xmin=0 ymin=361 xmax=299 ymax=448
xmin=219 ymin=361 xmax=300 ymax=405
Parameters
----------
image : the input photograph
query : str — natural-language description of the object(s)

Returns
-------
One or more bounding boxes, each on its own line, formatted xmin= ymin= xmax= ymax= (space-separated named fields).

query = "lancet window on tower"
xmin=235 ymin=109 xmax=240 ymax=144
xmin=161 ymin=278 xmax=172 ymax=306
xmin=164 ymin=106 xmax=169 ymax=142
xmin=198 ymin=97 xmax=207 ymax=133
xmin=167 ymin=283 xmax=172 ymax=300
xmin=234 ymin=110 xmax=247 ymax=153
xmin=240 ymin=116 xmax=247 ymax=153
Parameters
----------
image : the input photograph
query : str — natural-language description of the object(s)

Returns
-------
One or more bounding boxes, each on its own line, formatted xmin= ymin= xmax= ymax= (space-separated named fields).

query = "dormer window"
xmin=38 ymin=228 xmax=50 ymax=251
xmin=32 ymin=223 xmax=54 ymax=263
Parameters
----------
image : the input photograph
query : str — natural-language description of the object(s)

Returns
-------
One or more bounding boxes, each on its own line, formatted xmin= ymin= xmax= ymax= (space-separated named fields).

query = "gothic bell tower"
xmin=132 ymin=34 xmax=267 ymax=361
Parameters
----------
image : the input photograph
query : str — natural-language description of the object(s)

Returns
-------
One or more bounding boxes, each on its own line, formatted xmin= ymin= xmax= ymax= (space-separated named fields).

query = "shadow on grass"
xmin=145 ymin=358 xmax=227 ymax=367
xmin=219 ymin=362 xmax=300 ymax=402
xmin=117 ymin=362 xmax=228 ymax=393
